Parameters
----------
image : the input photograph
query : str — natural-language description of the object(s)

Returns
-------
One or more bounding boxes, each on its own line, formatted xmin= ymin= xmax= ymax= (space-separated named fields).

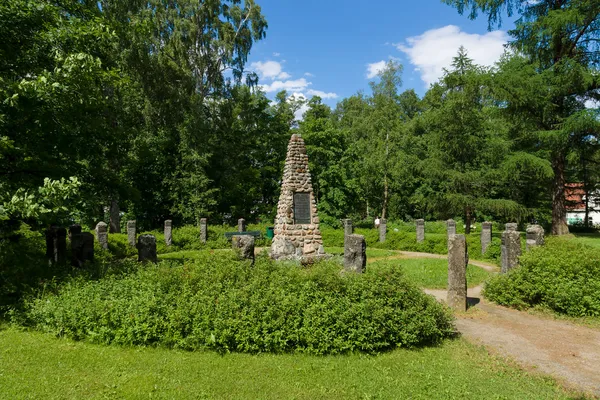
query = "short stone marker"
xmin=232 ymin=235 xmax=255 ymax=264
xmin=95 ymin=221 xmax=108 ymax=250
xmin=71 ymin=231 xmax=94 ymax=267
xmin=343 ymin=218 xmax=353 ymax=236
xmin=416 ymin=219 xmax=425 ymax=243
xmin=501 ymin=223 xmax=521 ymax=273
xmin=200 ymin=218 xmax=208 ymax=243
xmin=238 ymin=218 xmax=247 ymax=233
xmin=446 ymin=219 xmax=456 ymax=237
xmin=56 ymin=227 xmax=67 ymax=264
xmin=109 ymin=199 xmax=121 ymax=233
xmin=137 ymin=234 xmax=157 ymax=263
xmin=127 ymin=220 xmax=136 ymax=246
xmin=45 ymin=226 xmax=57 ymax=264
xmin=526 ymin=224 xmax=545 ymax=251
xmin=344 ymin=234 xmax=366 ymax=273
xmin=164 ymin=220 xmax=172 ymax=246
xmin=481 ymin=222 xmax=492 ymax=255
xmin=379 ymin=218 xmax=387 ymax=242
xmin=447 ymin=234 xmax=468 ymax=312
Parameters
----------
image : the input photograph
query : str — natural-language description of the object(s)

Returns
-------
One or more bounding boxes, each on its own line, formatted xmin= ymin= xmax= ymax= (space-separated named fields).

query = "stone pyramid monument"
xmin=271 ymin=134 xmax=324 ymax=260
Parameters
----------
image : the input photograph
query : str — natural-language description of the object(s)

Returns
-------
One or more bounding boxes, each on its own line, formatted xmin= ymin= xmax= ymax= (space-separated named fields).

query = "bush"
xmin=17 ymin=253 xmax=454 ymax=354
xmin=484 ymin=238 xmax=600 ymax=317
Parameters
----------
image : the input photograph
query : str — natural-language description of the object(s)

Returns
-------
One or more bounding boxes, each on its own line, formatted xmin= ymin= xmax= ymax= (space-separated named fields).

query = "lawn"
xmin=0 ymin=326 xmax=575 ymax=399
xmin=369 ymin=258 xmax=491 ymax=289
xmin=572 ymin=233 xmax=600 ymax=249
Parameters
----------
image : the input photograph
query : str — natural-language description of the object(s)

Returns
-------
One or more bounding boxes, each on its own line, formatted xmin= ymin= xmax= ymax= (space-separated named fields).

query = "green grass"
xmin=370 ymin=258 xmax=491 ymax=289
xmin=0 ymin=326 xmax=575 ymax=399
xmin=572 ymin=233 xmax=600 ymax=249
xmin=325 ymin=247 xmax=396 ymax=258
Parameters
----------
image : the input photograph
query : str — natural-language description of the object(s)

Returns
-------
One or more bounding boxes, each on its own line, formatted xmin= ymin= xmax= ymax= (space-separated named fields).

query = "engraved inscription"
xmin=293 ymin=193 xmax=311 ymax=224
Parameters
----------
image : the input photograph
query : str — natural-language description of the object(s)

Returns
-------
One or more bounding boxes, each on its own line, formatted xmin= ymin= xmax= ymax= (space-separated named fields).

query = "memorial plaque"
xmin=293 ymin=192 xmax=311 ymax=224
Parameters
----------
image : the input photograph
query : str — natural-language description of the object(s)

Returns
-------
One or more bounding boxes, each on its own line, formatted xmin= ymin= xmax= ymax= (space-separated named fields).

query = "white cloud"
xmin=307 ymin=89 xmax=338 ymax=99
xmin=396 ymin=25 xmax=509 ymax=87
xmin=366 ymin=60 xmax=387 ymax=79
xmin=259 ymin=78 xmax=311 ymax=93
xmin=304 ymin=72 xmax=314 ymax=77
xmin=273 ymin=52 xmax=281 ymax=57
xmin=250 ymin=60 xmax=290 ymax=80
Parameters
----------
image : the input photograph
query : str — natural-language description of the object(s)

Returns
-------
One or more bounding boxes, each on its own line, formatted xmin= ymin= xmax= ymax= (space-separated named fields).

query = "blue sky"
xmin=246 ymin=0 xmax=516 ymax=117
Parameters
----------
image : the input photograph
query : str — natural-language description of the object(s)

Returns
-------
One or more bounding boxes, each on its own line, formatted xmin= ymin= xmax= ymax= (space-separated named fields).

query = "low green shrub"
xmin=18 ymin=253 xmax=454 ymax=354
xmin=484 ymin=238 xmax=600 ymax=317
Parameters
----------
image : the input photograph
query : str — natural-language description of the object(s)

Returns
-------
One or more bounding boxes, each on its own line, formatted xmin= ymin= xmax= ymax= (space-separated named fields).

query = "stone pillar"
xmin=55 ymin=227 xmax=67 ymax=264
xmin=71 ymin=231 xmax=94 ymax=267
xmin=95 ymin=221 xmax=108 ymax=250
xmin=501 ymin=223 xmax=521 ymax=274
xmin=164 ymin=220 xmax=172 ymax=246
xmin=447 ymin=234 xmax=467 ymax=312
xmin=379 ymin=219 xmax=387 ymax=243
xmin=416 ymin=219 xmax=425 ymax=243
xmin=526 ymin=224 xmax=545 ymax=251
xmin=446 ymin=219 xmax=456 ymax=237
xmin=137 ymin=234 xmax=157 ymax=263
xmin=343 ymin=219 xmax=353 ymax=236
xmin=238 ymin=218 xmax=246 ymax=233
xmin=200 ymin=218 xmax=208 ymax=243
xmin=481 ymin=222 xmax=492 ymax=255
xmin=344 ymin=234 xmax=366 ymax=273
xmin=45 ymin=226 xmax=57 ymax=264
xmin=109 ymin=199 xmax=120 ymax=233
xmin=127 ymin=220 xmax=136 ymax=246
xmin=69 ymin=225 xmax=82 ymax=267
xmin=232 ymin=235 xmax=255 ymax=264
xmin=271 ymin=134 xmax=324 ymax=260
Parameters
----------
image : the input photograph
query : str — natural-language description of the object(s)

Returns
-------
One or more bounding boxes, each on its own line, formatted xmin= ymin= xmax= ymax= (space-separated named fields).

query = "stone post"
xmin=95 ymin=221 xmax=108 ymax=250
xmin=45 ymin=226 xmax=57 ymax=264
xmin=526 ymin=224 xmax=545 ymax=251
xmin=446 ymin=219 xmax=456 ymax=237
xmin=238 ymin=218 xmax=246 ymax=233
xmin=109 ymin=199 xmax=121 ymax=233
xmin=481 ymin=222 xmax=492 ymax=255
xmin=137 ymin=234 xmax=157 ymax=263
xmin=127 ymin=220 xmax=136 ymax=246
xmin=164 ymin=220 xmax=172 ymax=246
xmin=379 ymin=219 xmax=387 ymax=243
xmin=343 ymin=219 xmax=353 ymax=236
xmin=232 ymin=235 xmax=255 ymax=264
xmin=447 ymin=234 xmax=467 ymax=312
xmin=344 ymin=234 xmax=366 ymax=273
xmin=416 ymin=219 xmax=425 ymax=243
xmin=69 ymin=225 xmax=82 ymax=267
xmin=501 ymin=223 xmax=521 ymax=274
xmin=55 ymin=227 xmax=67 ymax=264
xmin=200 ymin=218 xmax=208 ymax=243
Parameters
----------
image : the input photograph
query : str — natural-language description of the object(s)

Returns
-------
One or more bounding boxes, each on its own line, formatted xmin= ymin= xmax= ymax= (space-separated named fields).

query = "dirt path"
xmin=260 ymin=246 xmax=600 ymax=395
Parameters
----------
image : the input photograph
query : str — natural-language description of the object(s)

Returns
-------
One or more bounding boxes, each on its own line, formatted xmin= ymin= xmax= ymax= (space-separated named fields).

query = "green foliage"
xmin=484 ymin=238 xmax=600 ymax=317
xmin=0 ymin=177 xmax=82 ymax=225
xmin=18 ymin=253 xmax=454 ymax=354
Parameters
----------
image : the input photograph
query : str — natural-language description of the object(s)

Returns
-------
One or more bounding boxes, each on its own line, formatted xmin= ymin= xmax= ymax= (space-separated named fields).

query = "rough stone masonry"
xmin=271 ymin=134 xmax=324 ymax=259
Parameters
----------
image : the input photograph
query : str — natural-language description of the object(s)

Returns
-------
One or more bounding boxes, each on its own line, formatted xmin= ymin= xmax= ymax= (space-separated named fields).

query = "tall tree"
xmin=444 ymin=0 xmax=600 ymax=234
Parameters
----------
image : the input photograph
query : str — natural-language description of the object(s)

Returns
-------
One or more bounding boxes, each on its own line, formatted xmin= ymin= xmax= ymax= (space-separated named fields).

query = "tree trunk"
xmin=382 ymin=174 xmax=388 ymax=220
xmin=551 ymin=153 xmax=570 ymax=235
xmin=109 ymin=199 xmax=121 ymax=233
xmin=465 ymin=207 xmax=472 ymax=235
